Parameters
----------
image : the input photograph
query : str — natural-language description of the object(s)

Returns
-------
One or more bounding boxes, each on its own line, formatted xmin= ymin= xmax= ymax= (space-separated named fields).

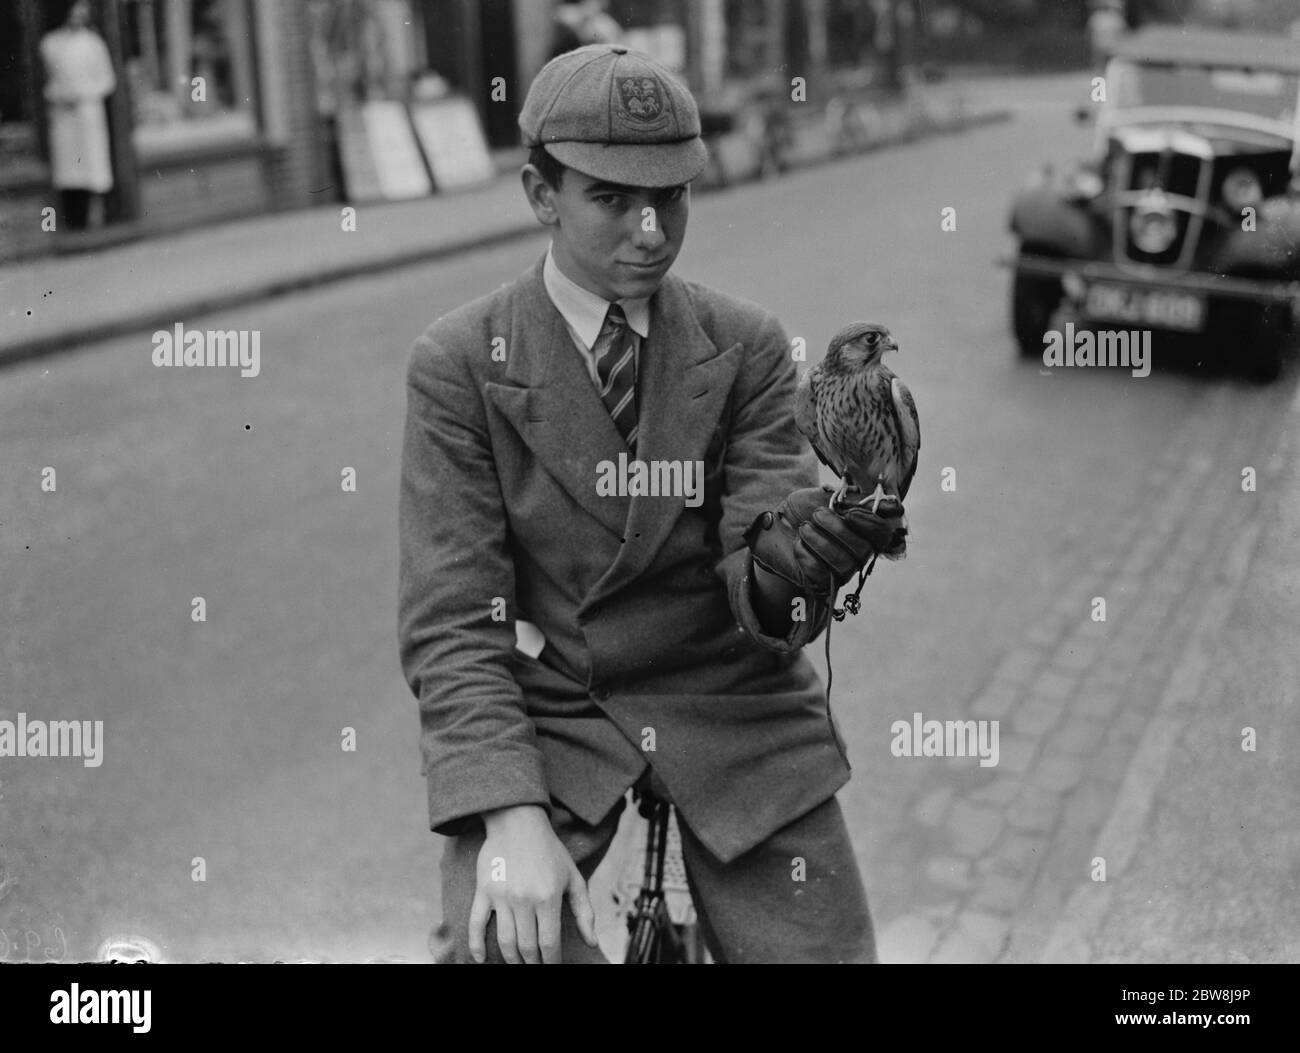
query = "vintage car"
xmin=1008 ymin=27 xmax=1300 ymax=379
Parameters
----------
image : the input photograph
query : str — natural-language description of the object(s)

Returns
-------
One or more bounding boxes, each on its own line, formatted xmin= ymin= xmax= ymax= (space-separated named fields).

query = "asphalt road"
xmin=2 ymin=74 xmax=1296 ymax=963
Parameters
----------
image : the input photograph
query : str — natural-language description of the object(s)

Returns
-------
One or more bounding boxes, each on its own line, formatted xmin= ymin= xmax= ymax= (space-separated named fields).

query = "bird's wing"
xmin=889 ymin=375 xmax=920 ymax=501
xmin=794 ymin=366 xmax=840 ymax=474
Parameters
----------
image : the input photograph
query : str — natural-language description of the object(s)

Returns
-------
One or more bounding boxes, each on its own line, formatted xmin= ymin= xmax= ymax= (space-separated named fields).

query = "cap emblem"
xmin=615 ymin=76 xmax=670 ymax=131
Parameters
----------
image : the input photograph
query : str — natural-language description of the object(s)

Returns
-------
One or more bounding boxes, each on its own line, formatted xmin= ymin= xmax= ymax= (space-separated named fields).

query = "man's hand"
xmin=745 ymin=485 xmax=906 ymax=602
xmin=469 ymin=804 xmax=599 ymax=964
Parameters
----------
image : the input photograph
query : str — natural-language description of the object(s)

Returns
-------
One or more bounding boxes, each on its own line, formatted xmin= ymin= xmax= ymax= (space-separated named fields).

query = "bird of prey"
xmin=794 ymin=322 xmax=920 ymax=523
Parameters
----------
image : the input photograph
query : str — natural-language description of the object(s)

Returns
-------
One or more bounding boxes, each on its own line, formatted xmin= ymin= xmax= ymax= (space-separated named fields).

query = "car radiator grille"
xmin=1113 ymin=149 xmax=1210 ymax=269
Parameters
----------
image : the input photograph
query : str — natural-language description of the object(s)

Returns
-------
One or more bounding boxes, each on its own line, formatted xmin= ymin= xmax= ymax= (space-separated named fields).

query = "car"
xmin=1008 ymin=27 xmax=1300 ymax=380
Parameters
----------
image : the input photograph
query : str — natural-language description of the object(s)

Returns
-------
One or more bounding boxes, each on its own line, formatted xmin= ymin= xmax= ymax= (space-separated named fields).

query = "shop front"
xmin=0 ymin=0 xmax=322 ymax=257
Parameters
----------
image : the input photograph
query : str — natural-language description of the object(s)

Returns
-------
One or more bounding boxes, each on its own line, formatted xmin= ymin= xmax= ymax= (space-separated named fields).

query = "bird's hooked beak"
xmin=883 ymin=338 xmax=899 ymax=354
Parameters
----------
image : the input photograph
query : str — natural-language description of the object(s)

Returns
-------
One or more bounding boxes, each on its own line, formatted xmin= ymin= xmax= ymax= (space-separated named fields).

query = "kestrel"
xmin=794 ymin=322 xmax=920 ymax=519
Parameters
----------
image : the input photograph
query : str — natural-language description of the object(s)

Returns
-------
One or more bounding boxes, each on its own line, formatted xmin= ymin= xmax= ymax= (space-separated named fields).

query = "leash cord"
xmin=823 ymin=553 xmax=877 ymax=712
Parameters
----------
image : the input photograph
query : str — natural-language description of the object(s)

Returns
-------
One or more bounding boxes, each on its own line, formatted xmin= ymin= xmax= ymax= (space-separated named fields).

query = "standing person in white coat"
xmin=40 ymin=0 xmax=116 ymax=231
xmin=1087 ymin=0 xmax=1127 ymax=71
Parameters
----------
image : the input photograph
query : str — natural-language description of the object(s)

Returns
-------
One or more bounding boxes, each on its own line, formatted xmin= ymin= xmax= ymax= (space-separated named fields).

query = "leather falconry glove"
xmin=744 ymin=485 xmax=907 ymax=602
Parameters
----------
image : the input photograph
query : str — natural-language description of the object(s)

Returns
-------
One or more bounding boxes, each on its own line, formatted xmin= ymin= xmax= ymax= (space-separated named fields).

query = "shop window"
xmin=307 ymin=0 xmax=421 ymax=116
xmin=122 ymin=0 xmax=259 ymax=155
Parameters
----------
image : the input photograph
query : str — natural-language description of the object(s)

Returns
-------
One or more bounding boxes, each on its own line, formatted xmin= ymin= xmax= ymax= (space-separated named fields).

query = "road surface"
xmin=2 ymin=73 xmax=1296 ymax=963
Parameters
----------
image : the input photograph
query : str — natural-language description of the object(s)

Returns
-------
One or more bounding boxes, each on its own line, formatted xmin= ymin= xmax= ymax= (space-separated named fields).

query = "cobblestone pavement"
xmin=877 ymin=378 xmax=1295 ymax=964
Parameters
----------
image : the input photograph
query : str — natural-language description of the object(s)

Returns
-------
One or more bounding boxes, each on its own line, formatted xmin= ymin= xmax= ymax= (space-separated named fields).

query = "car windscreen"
xmin=1110 ymin=60 xmax=1298 ymax=125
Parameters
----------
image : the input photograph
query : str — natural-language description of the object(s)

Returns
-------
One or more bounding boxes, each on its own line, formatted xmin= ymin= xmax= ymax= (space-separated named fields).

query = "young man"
xmin=398 ymin=43 xmax=904 ymax=964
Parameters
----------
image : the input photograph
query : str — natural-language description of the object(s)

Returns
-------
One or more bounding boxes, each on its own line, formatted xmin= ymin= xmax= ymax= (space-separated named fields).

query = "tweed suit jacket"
xmin=398 ymin=254 xmax=850 ymax=863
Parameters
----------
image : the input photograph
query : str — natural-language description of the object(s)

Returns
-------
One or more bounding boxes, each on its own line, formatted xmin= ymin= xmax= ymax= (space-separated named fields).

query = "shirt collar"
xmin=543 ymin=244 xmax=650 ymax=350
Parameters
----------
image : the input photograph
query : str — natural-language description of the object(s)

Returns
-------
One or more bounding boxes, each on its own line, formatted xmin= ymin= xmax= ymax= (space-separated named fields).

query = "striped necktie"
xmin=594 ymin=303 xmax=638 ymax=449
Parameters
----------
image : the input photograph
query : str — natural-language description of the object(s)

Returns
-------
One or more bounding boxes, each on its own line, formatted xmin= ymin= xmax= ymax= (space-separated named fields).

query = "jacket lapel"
xmin=587 ymin=274 xmax=742 ymax=603
xmin=484 ymin=258 xmax=743 ymax=605
xmin=485 ymin=258 xmax=631 ymax=538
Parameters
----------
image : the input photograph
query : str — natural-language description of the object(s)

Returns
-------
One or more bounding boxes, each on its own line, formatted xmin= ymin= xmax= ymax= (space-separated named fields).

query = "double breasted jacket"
xmin=398 ymin=254 xmax=850 ymax=863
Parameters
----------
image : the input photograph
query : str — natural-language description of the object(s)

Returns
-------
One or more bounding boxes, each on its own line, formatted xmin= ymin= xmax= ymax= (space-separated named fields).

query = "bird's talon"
xmin=829 ymin=479 xmax=850 ymax=509
xmin=855 ymin=482 xmax=889 ymax=514
xmin=854 ymin=484 xmax=900 ymax=514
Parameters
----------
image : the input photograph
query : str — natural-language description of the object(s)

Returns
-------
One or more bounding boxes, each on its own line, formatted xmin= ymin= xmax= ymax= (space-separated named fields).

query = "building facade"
xmin=1 ymin=0 xmax=323 ymax=257
xmin=0 ymin=0 xmax=872 ymax=259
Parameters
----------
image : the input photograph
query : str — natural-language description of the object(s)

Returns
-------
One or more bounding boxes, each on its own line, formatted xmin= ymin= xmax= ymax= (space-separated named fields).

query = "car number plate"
xmin=1084 ymin=283 xmax=1205 ymax=332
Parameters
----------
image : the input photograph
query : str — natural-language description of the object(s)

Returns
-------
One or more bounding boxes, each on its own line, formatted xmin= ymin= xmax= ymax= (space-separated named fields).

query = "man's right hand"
xmin=469 ymin=804 xmax=599 ymax=964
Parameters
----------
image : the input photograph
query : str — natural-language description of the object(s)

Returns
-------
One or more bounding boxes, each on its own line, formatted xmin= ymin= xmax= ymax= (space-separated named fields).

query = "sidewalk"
xmin=0 ymin=81 xmax=1008 ymax=366
xmin=0 ymin=175 xmax=534 ymax=365
xmin=876 ymin=368 xmax=1300 ymax=965
xmin=1040 ymin=376 xmax=1300 ymax=964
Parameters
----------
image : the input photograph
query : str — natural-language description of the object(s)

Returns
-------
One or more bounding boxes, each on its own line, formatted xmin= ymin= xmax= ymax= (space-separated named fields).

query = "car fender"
xmin=1214 ymin=197 xmax=1300 ymax=277
xmin=1009 ymin=187 xmax=1099 ymax=258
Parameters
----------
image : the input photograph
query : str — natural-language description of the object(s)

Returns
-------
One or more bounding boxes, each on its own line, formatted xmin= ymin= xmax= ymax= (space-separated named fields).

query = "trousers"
xmin=438 ymin=772 xmax=877 ymax=964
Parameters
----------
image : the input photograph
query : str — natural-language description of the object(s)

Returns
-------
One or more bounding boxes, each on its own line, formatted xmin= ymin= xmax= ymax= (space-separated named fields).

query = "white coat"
xmin=40 ymin=27 xmax=117 ymax=193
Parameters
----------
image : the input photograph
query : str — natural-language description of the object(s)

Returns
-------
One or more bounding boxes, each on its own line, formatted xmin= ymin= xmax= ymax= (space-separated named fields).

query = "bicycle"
xmin=620 ymin=792 xmax=710 ymax=964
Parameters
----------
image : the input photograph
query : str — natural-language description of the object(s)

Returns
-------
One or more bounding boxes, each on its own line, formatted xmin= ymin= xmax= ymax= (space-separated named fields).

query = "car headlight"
xmin=1131 ymin=193 xmax=1178 ymax=253
xmin=1221 ymin=166 xmax=1263 ymax=211
xmin=1070 ymin=169 xmax=1104 ymax=200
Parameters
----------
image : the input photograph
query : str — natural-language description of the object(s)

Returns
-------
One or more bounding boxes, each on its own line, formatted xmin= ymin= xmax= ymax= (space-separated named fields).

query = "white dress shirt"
xmin=542 ymin=244 xmax=650 ymax=388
